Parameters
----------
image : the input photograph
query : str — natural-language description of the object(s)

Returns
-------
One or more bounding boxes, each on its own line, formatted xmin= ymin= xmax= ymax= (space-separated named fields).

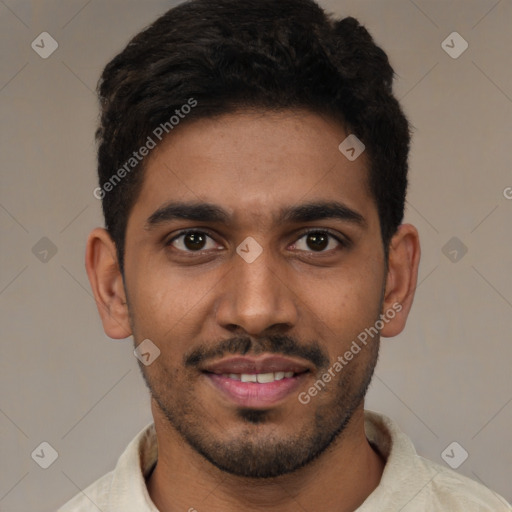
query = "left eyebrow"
xmin=144 ymin=200 xmax=367 ymax=230
xmin=278 ymin=201 xmax=367 ymax=228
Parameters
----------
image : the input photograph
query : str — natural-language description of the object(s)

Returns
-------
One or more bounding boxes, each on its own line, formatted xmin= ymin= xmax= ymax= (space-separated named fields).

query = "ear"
xmin=380 ymin=223 xmax=421 ymax=338
xmin=85 ymin=227 xmax=132 ymax=339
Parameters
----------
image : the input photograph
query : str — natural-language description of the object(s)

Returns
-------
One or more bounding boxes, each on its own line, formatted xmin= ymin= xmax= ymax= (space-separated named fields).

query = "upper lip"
xmin=201 ymin=355 xmax=312 ymax=375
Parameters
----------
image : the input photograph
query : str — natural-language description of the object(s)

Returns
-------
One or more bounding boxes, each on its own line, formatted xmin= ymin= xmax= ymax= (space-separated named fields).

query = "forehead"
xmin=129 ymin=110 xmax=377 ymax=230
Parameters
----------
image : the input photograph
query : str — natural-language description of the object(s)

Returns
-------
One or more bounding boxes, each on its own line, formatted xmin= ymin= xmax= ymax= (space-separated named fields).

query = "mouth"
xmin=201 ymin=355 xmax=312 ymax=408
xmin=213 ymin=371 xmax=297 ymax=382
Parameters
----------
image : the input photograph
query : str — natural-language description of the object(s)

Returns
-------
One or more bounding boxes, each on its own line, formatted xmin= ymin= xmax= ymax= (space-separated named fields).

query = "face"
xmin=122 ymin=110 xmax=389 ymax=477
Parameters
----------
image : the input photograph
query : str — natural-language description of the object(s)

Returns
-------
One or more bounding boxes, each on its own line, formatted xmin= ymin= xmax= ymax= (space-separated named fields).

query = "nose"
xmin=215 ymin=248 xmax=299 ymax=336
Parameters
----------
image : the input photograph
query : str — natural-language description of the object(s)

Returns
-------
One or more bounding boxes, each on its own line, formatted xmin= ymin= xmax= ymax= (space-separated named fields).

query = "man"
xmin=59 ymin=0 xmax=511 ymax=510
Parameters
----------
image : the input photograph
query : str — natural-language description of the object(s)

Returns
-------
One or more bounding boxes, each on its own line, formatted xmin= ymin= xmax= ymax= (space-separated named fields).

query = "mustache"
xmin=184 ymin=334 xmax=329 ymax=370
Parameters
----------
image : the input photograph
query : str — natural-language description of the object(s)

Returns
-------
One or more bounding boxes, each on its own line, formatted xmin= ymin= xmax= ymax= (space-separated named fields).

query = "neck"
xmin=146 ymin=404 xmax=385 ymax=512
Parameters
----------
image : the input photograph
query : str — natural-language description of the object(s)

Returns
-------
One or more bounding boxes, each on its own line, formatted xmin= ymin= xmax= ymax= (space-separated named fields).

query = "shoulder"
xmin=56 ymin=422 xmax=157 ymax=512
xmin=57 ymin=470 xmax=114 ymax=512
xmin=363 ymin=411 xmax=511 ymax=511
xmin=419 ymin=456 xmax=511 ymax=511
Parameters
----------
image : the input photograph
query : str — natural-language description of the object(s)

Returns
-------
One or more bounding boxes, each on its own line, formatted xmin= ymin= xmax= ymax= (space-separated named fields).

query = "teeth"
xmin=220 ymin=372 xmax=297 ymax=382
xmin=256 ymin=372 xmax=275 ymax=383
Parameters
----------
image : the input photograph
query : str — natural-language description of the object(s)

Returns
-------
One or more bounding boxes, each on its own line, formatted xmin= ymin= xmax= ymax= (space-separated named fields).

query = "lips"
xmin=201 ymin=355 xmax=312 ymax=408
xmin=201 ymin=354 xmax=312 ymax=375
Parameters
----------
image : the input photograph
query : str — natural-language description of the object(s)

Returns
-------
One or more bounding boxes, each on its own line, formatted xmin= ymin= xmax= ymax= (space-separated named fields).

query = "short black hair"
xmin=96 ymin=0 xmax=411 ymax=274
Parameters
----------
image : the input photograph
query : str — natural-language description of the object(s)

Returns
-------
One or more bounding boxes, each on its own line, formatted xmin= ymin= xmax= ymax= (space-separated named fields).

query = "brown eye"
xmin=292 ymin=230 xmax=344 ymax=253
xmin=305 ymin=232 xmax=329 ymax=251
xmin=167 ymin=231 xmax=218 ymax=252
xmin=184 ymin=232 xmax=206 ymax=250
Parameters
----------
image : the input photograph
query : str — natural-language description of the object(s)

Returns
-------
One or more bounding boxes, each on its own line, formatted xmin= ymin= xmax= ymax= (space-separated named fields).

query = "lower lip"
xmin=205 ymin=373 xmax=307 ymax=408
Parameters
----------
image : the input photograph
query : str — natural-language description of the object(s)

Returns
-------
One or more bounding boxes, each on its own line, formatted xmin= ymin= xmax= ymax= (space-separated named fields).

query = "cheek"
xmin=304 ymin=263 xmax=382 ymax=311
xmin=297 ymin=265 xmax=383 ymax=350
xmin=126 ymin=262 xmax=219 ymax=345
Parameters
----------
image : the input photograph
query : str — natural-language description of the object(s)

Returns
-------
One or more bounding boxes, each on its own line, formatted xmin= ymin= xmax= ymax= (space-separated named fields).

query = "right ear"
xmin=85 ymin=228 xmax=132 ymax=339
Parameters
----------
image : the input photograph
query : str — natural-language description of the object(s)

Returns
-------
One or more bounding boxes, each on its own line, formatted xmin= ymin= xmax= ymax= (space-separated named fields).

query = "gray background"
xmin=0 ymin=0 xmax=511 ymax=510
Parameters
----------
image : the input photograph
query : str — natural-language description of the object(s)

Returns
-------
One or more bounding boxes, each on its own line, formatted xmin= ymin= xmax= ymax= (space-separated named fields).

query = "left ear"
xmin=380 ymin=223 xmax=421 ymax=338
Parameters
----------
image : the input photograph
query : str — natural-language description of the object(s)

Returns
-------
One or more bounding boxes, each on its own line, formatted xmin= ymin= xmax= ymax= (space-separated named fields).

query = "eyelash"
xmin=165 ymin=228 xmax=350 ymax=254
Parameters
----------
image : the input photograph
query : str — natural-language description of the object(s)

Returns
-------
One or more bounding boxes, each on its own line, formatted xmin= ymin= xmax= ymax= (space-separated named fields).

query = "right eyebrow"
xmin=145 ymin=202 xmax=230 ymax=230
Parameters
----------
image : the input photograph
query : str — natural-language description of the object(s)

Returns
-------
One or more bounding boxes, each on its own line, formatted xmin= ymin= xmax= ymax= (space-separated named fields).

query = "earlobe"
xmin=85 ymin=228 xmax=132 ymax=339
xmin=380 ymin=224 xmax=421 ymax=338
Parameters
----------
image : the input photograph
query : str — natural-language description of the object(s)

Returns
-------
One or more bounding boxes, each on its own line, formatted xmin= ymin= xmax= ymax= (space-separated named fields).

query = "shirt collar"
xmin=105 ymin=410 xmax=433 ymax=511
xmin=107 ymin=422 xmax=159 ymax=511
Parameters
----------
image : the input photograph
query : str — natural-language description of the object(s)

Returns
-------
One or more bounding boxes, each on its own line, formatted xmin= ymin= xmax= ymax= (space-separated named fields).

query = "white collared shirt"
xmin=58 ymin=410 xmax=511 ymax=511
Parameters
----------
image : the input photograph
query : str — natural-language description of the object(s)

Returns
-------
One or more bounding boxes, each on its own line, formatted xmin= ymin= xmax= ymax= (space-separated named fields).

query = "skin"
xmin=86 ymin=110 xmax=420 ymax=512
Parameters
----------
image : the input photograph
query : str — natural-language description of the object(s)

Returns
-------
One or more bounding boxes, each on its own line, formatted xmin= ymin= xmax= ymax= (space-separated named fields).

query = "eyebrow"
xmin=145 ymin=200 xmax=367 ymax=230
